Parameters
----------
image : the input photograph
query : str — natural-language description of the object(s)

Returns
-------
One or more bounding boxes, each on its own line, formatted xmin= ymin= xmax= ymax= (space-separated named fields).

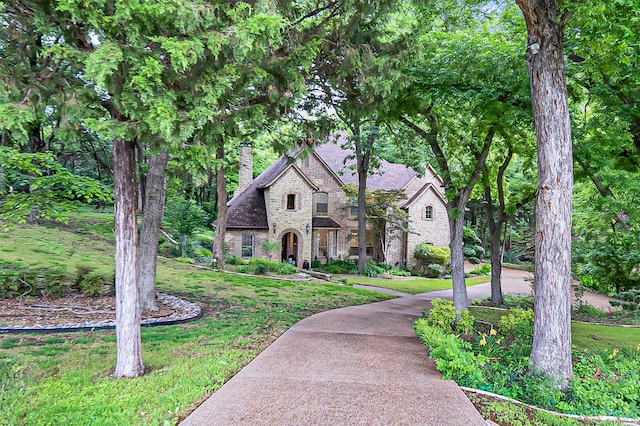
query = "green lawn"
xmin=469 ymin=306 xmax=640 ymax=352
xmin=339 ymin=274 xmax=490 ymax=294
xmin=0 ymin=215 xmax=393 ymax=425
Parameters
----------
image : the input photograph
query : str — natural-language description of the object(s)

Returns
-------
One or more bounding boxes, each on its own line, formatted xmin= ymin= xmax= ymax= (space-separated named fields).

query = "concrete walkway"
xmin=181 ymin=298 xmax=488 ymax=425
xmin=180 ymin=267 xmax=612 ymax=425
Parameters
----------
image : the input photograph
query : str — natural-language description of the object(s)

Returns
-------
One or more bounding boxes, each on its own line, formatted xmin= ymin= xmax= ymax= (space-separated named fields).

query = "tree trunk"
xmin=357 ymin=155 xmax=369 ymax=271
xmin=212 ymin=141 xmax=227 ymax=268
xmin=487 ymin=216 xmax=504 ymax=306
xmin=135 ymin=140 xmax=146 ymax=214
xmin=113 ymin=137 xmax=144 ymax=378
xmin=138 ymin=150 xmax=168 ymax=312
xmin=517 ymin=0 xmax=574 ymax=383
xmin=355 ymin=127 xmax=370 ymax=272
xmin=448 ymin=205 xmax=468 ymax=311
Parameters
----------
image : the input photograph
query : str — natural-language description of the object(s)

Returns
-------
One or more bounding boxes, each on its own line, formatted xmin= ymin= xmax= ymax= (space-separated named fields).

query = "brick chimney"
xmin=235 ymin=142 xmax=253 ymax=197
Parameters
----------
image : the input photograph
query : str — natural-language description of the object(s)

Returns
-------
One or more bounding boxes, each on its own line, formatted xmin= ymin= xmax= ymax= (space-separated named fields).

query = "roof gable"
xmin=401 ymin=182 xmax=448 ymax=209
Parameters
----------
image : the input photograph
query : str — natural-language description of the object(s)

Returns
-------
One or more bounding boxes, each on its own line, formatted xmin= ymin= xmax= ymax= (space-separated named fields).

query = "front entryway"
xmin=281 ymin=232 xmax=298 ymax=266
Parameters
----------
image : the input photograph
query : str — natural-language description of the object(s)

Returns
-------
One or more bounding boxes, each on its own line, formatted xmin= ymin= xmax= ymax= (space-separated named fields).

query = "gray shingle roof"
xmin=314 ymin=137 xmax=417 ymax=191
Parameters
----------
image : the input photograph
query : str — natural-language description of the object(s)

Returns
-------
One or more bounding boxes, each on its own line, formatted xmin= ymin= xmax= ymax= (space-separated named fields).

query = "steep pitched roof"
xmin=223 ymin=156 xmax=292 ymax=229
xmin=314 ymin=136 xmax=417 ymax=191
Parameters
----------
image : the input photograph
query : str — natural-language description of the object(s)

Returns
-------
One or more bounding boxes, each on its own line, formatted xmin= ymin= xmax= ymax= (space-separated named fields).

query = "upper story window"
xmin=425 ymin=205 xmax=433 ymax=220
xmin=350 ymin=198 xmax=358 ymax=217
xmin=316 ymin=192 xmax=328 ymax=214
xmin=287 ymin=194 xmax=296 ymax=210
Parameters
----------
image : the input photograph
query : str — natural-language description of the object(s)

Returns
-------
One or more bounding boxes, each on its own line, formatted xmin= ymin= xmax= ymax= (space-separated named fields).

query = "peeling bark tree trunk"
xmin=113 ymin=137 xmax=144 ymax=378
xmin=138 ymin=150 xmax=169 ymax=312
xmin=516 ymin=0 xmax=574 ymax=383
xmin=212 ymin=141 xmax=227 ymax=269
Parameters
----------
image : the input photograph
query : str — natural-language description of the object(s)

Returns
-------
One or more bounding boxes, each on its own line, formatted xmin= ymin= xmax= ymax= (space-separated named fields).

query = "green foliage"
xmin=0 ymin=147 xmax=112 ymax=225
xmin=413 ymin=243 xmax=451 ymax=266
xmin=418 ymin=306 xmax=640 ymax=418
xmin=610 ymin=289 xmax=640 ymax=311
xmin=425 ymin=298 xmax=474 ymax=335
xmin=225 ymin=254 xmax=241 ymax=265
xmin=414 ymin=319 xmax=488 ymax=387
xmin=0 ymin=263 xmax=114 ymax=298
xmin=76 ymin=270 xmax=114 ymax=297
xmin=310 ymin=260 xmax=322 ymax=269
xmin=235 ymin=258 xmax=297 ymax=276
xmin=425 ymin=263 xmax=443 ymax=278
xmin=361 ymin=261 xmax=385 ymax=278
xmin=260 ymin=240 xmax=282 ymax=261
xmin=163 ymin=198 xmax=208 ymax=257
xmin=468 ymin=263 xmax=491 ymax=276
xmin=499 ymin=308 xmax=534 ymax=343
xmin=573 ymin=227 xmax=640 ymax=294
xmin=388 ymin=267 xmax=411 ymax=277
xmin=319 ymin=260 xmax=359 ymax=275
xmin=502 ymin=294 xmax=534 ymax=310
xmin=462 ymin=227 xmax=484 ymax=264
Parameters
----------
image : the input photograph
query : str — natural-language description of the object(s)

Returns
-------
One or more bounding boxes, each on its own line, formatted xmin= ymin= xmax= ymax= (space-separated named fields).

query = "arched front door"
xmin=281 ymin=232 xmax=298 ymax=266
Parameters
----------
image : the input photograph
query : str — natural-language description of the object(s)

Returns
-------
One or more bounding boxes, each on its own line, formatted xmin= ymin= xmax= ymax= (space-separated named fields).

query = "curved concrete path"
xmin=181 ymin=296 xmax=487 ymax=425
xmin=181 ymin=266 xmax=611 ymax=425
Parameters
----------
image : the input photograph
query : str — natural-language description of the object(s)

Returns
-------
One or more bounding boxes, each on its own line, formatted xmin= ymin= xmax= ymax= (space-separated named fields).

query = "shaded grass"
xmin=0 ymin=216 xmax=393 ymax=425
xmin=469 ymin=306 xmax=640 ymax=352
xmin=340 ymin=275 xmax=490 ymax=294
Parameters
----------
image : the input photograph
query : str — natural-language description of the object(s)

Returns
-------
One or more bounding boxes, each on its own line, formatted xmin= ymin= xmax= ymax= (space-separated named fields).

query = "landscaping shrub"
xmin=234 ymin=258 xmax=297 ymax=275
xmin=388 ymin=267 xmax=411 ymax=277
xmin=610 ymin=289 xmax=640 ymax=311
xmin=322 ymin=259 xmax=358 ymax=274
xmin=468 ymin=263 xmax=491 ymax=276
xmin=425 ymin=298 xmax=474 ymax=335
xmin=414 ymin=319 xmax=487 ymax=388
xmin=426 ymin=263 xmax=443 ymax=278
xmin=361 ymin=261 xmax=385 ymax=277
xmin=77 ymin=270 xmax=114 ymax=297
xmin=311 ymin=260 xmax=322 ymax=269
xmin=502 ymin=294 xmax=534 ymax=310
xmin=498 ymin=308 xmax=534 ymax=343
xmin=414 ymin=243 xmax=450 ymax=266
xmin=463 ymin=227 xmax=485 ymax=264
xmin=415 ymin=311 xmax=640 ymax=418
xmin=255 ymin=264 xmax=269 ymax=275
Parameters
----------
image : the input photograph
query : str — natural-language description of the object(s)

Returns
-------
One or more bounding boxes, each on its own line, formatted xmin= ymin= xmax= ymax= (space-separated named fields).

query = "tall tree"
xmin=396 ymin=2 xmax=528 ymax=311
xmin=516 ymin=0 xmax=574 ymax=383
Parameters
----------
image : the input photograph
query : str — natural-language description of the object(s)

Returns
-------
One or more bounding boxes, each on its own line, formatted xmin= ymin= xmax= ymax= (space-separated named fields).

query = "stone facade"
xmin=222 ymin=140 xmax=450 ymax=269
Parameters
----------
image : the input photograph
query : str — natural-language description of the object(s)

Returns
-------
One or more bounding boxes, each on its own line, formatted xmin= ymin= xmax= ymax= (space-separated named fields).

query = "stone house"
xmin=221 ymin=135 xmax=450 ymax=269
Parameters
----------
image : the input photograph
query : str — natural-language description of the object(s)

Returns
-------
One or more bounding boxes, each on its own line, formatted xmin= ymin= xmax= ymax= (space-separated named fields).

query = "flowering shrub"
xmin=415 ymin=308 xmax=640 ymax=418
